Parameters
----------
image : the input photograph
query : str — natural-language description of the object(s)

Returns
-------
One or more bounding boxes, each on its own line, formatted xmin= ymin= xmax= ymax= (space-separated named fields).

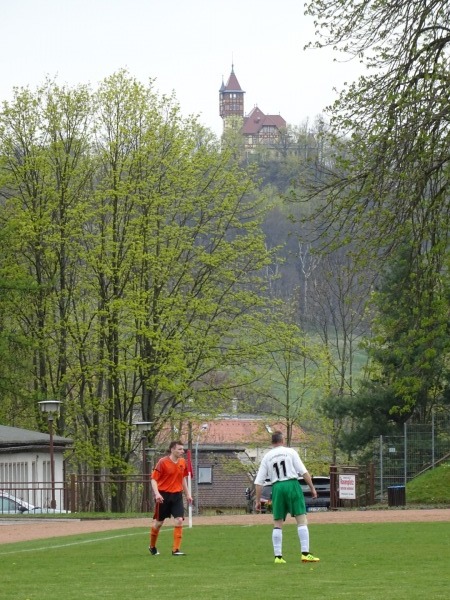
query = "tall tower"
xmin=219 ymin=65 xmax=245 ymax=130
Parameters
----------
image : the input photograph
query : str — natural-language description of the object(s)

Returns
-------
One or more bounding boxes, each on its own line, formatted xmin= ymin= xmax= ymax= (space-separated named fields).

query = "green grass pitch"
xmin=0 ymin=521 xmax=449 ymax=599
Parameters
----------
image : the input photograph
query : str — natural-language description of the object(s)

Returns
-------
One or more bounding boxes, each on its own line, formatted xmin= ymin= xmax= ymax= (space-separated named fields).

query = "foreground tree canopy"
xmin=304 ymin=0 xmax=450 ymax=440
xmin=305 ymin=0 xmax=450 ymax=256
xmin=0 ymin=71 xmax=276 ymax=478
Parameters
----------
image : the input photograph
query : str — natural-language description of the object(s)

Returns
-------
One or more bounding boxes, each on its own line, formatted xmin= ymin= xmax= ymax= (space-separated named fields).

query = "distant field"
xmin=0 ymin=521 xmax=448 ymax=599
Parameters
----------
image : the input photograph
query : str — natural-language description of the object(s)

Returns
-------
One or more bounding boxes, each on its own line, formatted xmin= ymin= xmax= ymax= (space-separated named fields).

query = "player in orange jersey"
xmin=149 ymin=440 xmax=193 ymax=556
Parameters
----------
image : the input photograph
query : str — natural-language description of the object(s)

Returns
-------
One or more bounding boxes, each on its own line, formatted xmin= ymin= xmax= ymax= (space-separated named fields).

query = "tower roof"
xmin=221 ymin=66 xmax=245 ymax=93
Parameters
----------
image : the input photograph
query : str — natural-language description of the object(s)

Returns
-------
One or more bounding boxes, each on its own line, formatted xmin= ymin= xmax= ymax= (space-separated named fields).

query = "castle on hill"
xmin=219 ymin=65 xmax=286 ymax=154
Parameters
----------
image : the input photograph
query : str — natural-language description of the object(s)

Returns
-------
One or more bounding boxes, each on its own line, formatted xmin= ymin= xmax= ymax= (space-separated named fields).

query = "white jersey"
xmin=254 ymin=446 xmax=307 ymax=485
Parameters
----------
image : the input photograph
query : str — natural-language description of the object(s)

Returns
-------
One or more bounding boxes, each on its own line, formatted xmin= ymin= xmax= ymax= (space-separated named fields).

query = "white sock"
xmin=272 ymin=527 xmax=282 ymax=556
xmin=298 ymin=525 xmax=309 ymax=553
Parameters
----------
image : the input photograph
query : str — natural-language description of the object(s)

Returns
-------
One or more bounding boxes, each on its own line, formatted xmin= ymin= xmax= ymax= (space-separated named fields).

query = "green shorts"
xmin=271 ymin=479 xmax=306 ymax=520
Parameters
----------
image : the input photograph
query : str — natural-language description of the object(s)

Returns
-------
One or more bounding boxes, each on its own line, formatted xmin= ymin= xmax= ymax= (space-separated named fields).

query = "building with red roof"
xmin=219 ymin=65 xmax=286 ymax=153
xmin=155 ymin=414 xmax=305 ymax=513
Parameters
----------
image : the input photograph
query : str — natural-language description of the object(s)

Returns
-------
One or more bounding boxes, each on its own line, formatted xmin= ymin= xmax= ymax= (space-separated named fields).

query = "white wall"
xmin=0 ymin=450 xmax=66 ymax=508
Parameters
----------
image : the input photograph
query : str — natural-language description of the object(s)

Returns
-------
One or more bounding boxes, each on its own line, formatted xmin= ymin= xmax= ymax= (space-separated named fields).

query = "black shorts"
xmin=153 ymin=491 xmax=185 ymax=521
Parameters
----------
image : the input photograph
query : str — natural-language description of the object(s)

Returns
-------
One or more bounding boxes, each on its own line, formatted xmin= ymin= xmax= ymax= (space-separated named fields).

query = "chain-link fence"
xmin=373 ymin=410 xmax=450 ymax=500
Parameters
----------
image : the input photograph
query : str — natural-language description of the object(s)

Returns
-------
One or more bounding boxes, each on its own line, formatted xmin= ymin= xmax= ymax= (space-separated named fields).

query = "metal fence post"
xmin=369 ymin=462 xmax=375 ymax=505
xmin=69 ymin=473 xmax=76 ymax=512
xmin=379 ymin=435 xmax=383 ymax=499
xmin=432 ymin=408 xmax=435 ymax=469
xmin=404 ymin=421 xmax=407 ymax=486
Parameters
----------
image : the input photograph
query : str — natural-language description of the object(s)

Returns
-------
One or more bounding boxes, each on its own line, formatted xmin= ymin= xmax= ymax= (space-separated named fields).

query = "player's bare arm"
xmin=151 ymin=479 xmax=164 ymax=503
xmin=254 ymin=483 xmax=263 ymax=511
xmin=301 ymin=471 xmax=318 ymax=499
xmin=182 ymin=477 xmax=193 ymax=504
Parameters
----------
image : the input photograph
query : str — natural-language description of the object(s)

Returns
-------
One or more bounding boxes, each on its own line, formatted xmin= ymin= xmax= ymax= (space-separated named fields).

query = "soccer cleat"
xmin=149 ymin=546 xmax=160 ymax=555
xmin=172 ymin=550 xmax=186 ymax=556
xmin=274 ymin=557 xmax=287 ymax=564
xmin=302 ymin=553 xmax=320 ymax=563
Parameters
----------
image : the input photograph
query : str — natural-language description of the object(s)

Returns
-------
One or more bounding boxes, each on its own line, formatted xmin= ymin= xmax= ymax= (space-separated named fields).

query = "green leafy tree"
xmin=0 ymin=72 xmax=276 ymax=510
xmin=248 ymin=317 xmax=329 ymax=447
xmin=304 ymin=0 xmax=450 ymax=261
xmin=0 ymin=220 xmax=36 ymax=424
xmin=0 ymin=81 xmax=93 ymax=428
xmin=330 ymin=243 xmax=450 ymax=453
xmin=304 ymin=249 xmax=372 ymax=461
xmin=302 ymin=0 xmax=450 ymax=432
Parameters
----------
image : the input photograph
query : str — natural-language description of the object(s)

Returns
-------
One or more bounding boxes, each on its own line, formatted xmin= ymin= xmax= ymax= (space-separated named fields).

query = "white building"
xmin=0 ymin=424 xmax=72 ymax=509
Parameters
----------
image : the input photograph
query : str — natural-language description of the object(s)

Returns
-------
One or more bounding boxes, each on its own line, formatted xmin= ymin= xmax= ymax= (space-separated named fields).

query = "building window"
xmin=198 ymin=466 xmax=213 ymax=484
xmin=0 ymin=461 xmax=29 ymax=485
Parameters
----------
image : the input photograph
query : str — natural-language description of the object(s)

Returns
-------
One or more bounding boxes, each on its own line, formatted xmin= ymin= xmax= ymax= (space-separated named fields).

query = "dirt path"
xmin=1 ymin=508 xmax=449 ymax=545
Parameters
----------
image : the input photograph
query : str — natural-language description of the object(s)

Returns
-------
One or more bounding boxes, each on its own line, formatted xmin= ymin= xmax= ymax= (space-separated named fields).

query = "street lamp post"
xmin=135 ymin=421 xmax=153 ymax=512
xmin=146 ymin=447 xmax=157 ymax=474
xmin=146 ymin=446 xmax=158 ymax=510
xmin=38 ymin=400 xmax=62 ymax=509
xmin=194 ymin=424 xmax=208 ymax=515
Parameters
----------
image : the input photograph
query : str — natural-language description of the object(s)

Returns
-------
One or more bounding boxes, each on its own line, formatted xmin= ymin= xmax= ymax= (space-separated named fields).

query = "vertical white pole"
xmin=379 ymin=435 xmax=383 ymax=499
xmin=188 ymin=472 xmax=193 ymax=528
xmin=404 ymin=421 xmax=407 ymax=486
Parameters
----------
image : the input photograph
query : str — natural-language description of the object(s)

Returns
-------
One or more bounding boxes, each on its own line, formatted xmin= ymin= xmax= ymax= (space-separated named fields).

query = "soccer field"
xmin=0 ymin=522 xmax=448 ymax=599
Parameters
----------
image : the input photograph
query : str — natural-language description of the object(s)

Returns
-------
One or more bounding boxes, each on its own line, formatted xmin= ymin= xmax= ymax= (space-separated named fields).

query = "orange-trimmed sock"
xmin=150 ymin=527 xmax=159 ymax=548
xmin=173 ymin=526 xmax=183 ymax=552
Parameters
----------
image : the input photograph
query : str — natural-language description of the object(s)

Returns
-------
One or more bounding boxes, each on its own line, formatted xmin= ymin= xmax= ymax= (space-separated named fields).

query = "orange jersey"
xmin=151 ymin=456 xmax=188 ymax=493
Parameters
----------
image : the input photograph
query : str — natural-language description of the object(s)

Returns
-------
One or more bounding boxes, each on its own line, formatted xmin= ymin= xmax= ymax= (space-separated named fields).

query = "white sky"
xmin=1 ymin=0 xmax=363 ymax=137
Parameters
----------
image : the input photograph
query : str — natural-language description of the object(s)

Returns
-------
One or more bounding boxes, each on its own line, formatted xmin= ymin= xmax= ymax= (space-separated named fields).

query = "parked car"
xmin=299 ymin=476 xmax=331 ymax=511
xmin=260 ymin=482 xmax=272 ymax=513
xmin=245 ymin=482 xmax=272 ymax=513
xmin=0 ymin=491 xmax=70 ymax=515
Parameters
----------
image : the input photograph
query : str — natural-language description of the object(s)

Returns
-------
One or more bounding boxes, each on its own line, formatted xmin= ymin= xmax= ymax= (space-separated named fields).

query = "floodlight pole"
xmin=38 ymin=401 xmax=62 ymax=509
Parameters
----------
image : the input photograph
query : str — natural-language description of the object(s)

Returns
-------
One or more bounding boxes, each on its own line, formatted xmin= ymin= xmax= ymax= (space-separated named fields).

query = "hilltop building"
xmin=219 ymin=65 xmax=286 ymax=154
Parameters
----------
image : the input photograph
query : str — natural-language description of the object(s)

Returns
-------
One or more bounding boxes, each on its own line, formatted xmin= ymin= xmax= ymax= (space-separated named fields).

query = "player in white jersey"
xmin=254 ymin=431 xmax=320 ymax=565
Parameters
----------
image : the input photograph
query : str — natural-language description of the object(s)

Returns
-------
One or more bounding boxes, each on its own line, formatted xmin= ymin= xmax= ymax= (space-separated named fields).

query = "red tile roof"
xmin=223 ymin=69 xmax=244 ymax=92
xmin=194 ymin=417 xmax=304 ymax=446
xmin=154 ymin=418 xmax=305 ymax=456
xmin=242 ymin=106 xmax=286 ymax=135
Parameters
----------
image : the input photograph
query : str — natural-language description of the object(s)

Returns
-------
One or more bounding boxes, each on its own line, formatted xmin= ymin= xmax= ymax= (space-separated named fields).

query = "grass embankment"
xmin=406 ymin=461 xmax=450 ymax=505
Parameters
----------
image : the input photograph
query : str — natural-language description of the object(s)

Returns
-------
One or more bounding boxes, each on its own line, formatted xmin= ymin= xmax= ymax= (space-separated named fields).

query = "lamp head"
xmin=38 ymin=400 xmax=62 ymax=415
xmin=134 ymin=421 xmax=153 ymax=433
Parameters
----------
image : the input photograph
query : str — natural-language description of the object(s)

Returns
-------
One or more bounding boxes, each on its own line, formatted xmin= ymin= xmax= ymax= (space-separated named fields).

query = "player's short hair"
xmin=271 ymin=431 xmax=284 ymax=444
xmin=169 ymin=440 xmax=183 ymax=451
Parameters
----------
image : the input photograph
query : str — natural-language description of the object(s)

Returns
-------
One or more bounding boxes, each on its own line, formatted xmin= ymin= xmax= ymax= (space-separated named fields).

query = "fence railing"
xmin=2 ymin=475 xmax=252 ymax=515
xmin=373 ymin=410 xmax=450 ymax=499
xmin=1 ymin=477 xmax=153 ymax=515
xmin=66 ymin=474 xmax=153 ymax=513
xmin=0 ymin=483 xmax=69 ymax=514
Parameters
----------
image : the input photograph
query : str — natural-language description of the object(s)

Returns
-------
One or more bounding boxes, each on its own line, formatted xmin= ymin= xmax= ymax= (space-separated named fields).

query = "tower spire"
xmin=219 ymin=63 xmax=245 ymax=124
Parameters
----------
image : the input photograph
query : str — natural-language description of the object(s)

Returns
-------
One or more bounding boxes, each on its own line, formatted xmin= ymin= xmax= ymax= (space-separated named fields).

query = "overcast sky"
xmin=2 ymin=0 xmax=363 ymax=136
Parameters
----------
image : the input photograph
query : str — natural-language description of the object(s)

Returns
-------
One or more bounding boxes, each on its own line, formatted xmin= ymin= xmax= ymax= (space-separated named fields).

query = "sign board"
xmin=339 ymin=474 xmax=356 ymax=500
